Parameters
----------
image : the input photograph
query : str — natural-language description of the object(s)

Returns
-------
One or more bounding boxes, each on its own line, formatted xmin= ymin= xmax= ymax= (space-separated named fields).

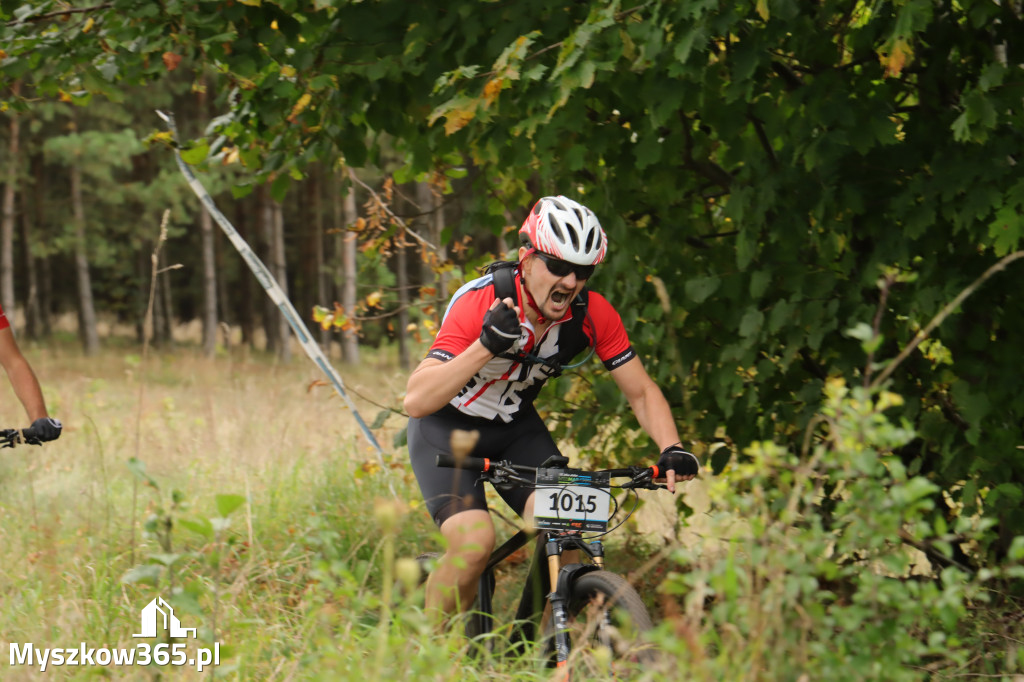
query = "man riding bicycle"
xmin=404 ymin=195 xmax=698 ymax=619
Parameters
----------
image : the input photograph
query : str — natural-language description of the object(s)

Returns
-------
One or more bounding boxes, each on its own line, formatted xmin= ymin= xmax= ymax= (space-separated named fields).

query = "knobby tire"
xmin=550 ymin=569 xmax=657 ymax=673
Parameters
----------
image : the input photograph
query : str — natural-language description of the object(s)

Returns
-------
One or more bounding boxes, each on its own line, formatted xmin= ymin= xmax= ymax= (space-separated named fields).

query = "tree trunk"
xmin=19 ymin=191 xmax=39 ymax=341
xmin=311 ymin=171 xmax=329 ymax=349
xmin=1 ymin=95 xmax=19 ymax=325
xmin=257 ymin=185 xmax=277 ymax=353
xmin=341 ymin=185 xmax=359 ymax=364
xmin=330 ymin=178 xmax=344 ymax=359
xmin=25 ymin=153 xmax=48 ymax=339
xmin=197 ymin=76 xmax=218 ymax=357
xmin=39 ymin=242 xmax=52 ymax=333
xmin=200 ymin=204 xmax=217 ymax=357
xmin=70 ymin=160 xmax=99 ymax=354
xmin=234 ymin=200 xmax=255 ymax=349
xmin=215 ymin=226 xmax=231 ymax=349
xmin=271 ymin=198 xmax=290 ymax=361
xmin=135 ymin=250 xmax=146 ymax=343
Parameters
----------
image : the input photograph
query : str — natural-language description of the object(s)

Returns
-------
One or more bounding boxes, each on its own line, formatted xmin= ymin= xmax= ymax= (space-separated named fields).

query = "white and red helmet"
xmin=519 ymin=195 xmax=607 ymax=266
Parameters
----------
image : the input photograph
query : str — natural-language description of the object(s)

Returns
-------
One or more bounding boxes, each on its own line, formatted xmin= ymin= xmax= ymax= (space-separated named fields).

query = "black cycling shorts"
xmin=408 ymin=405 xmax=562 ymax=527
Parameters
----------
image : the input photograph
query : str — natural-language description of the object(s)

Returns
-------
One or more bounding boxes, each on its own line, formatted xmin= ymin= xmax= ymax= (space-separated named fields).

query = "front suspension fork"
xmin=545 ymin=537 xmax=606 ymax=670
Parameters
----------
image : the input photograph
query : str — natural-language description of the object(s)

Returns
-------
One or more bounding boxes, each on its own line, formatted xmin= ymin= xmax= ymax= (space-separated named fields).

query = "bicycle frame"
xmin=432 ymin=453 xmax=663 ymax=667
xmin=473 ymin=526 xmax=607 ymax=666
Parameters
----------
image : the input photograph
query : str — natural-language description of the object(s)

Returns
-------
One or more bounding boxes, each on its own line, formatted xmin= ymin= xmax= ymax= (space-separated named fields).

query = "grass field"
xmin=7 ymin=335 xmax=1016 ymax=681
xmin=0 ymin=337 xmax=684 ymax=681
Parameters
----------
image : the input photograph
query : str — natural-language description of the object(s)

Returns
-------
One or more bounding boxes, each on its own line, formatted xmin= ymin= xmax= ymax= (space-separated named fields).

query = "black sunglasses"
xmin=534 ymin=252 xmax=596 ymax=280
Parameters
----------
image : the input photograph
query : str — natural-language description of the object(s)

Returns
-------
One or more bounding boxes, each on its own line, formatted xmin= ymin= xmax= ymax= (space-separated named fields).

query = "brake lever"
xmin=616 ymin=465 xmax=671 ymax=491
xmin=479 ymin=465 xmax=532 ymax=491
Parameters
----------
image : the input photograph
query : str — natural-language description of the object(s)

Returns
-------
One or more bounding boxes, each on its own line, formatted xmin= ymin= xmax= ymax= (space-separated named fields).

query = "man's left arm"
xmin=610 ymin=357 xmax=697 ymax=493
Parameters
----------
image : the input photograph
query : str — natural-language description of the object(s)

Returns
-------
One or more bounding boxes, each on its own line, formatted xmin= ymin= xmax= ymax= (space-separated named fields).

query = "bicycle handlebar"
xmin=436 ymin=453 xmax=492 ymax=471
xmin=1 ymin=426 xmax=43 ymax=448
xmin=434 ymin=454 xmax=664 ymax=489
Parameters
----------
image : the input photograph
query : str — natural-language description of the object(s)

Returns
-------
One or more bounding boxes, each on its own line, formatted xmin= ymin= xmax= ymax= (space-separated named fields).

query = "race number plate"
xmin=533 ymin=468 xmax=611 ymax=532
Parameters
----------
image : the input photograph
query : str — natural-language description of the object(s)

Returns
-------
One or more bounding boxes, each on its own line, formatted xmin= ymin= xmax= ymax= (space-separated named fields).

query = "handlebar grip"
xmin=436 ymin=454 xmax=491 ymax=472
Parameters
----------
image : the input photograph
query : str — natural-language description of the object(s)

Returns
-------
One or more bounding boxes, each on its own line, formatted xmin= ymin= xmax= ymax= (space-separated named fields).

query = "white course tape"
xmin=157 ymin=111 xmax=392 ymax=481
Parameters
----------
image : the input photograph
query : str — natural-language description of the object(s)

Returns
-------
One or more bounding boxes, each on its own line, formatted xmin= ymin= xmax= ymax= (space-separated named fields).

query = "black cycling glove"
xmin=655 ymin=444 xmax=699 ymax=478
xmin=479 ymin=302 xmax=521 ymax=355
xmin=30 ymin=417 xmax=63 ymax=443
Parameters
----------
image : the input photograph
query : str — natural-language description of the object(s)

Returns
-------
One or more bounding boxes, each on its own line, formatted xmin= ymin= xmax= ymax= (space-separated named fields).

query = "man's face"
xmin=519 ymin=248 xmax=593 ymax=321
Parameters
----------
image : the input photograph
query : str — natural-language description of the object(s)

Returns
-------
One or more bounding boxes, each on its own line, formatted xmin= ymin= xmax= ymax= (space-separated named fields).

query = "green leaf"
xmin=151 ymin=552 xmax=184 ymax=567
xmin=126 ymin=457 xmax=159 ymax=490
xmin=393 ymin=425 xmax=408 ymax=449
xmin=370 ymin=409 xmax=391 ymax=429
xmin=684 ymin=276 xmax=721 ymax=303
xmin=738 ymin=307 xmax=764 ymax=338
xmin=988 ymin=483 xmax=1023 ymax=508
xmin=988 ymin=205 xmax=1021 ymax=256
xmin=179 ymin=517 xmax=215 ymax=539
xmin=1009 ymin=535 xmax=1024 ymax=561
xmin=215 ymin=494 xmax=247 ymax=518
xmin=121 ymin=565 xmax=163 ymax=585
xmin=749 ymin=270 xmax=771 ymax=299
xmin=180 ymin=143 xmax=210 ymax=165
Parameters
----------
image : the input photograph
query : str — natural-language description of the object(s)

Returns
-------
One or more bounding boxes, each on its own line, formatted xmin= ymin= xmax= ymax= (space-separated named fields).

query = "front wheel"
xmin=547 ymin=570 xmax=657 ymax=672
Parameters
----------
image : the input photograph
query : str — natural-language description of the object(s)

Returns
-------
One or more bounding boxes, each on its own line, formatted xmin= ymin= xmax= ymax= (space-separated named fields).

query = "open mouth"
xmin=551 ymin=290 xmax=571 ymax=305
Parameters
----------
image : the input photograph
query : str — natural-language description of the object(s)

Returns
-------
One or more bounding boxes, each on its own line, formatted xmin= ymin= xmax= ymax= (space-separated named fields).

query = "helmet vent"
xmin=584 ymin=228 xmax=595 ymax=252
xmin=549 ymin=217 xmax=568 ymax=245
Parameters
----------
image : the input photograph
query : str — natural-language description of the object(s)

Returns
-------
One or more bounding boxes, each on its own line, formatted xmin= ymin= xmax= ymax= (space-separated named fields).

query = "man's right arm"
xmin=403 ymin=297 xmax=520 ymax=419
xmin=403 ymin=341 xmax=496 ymax=418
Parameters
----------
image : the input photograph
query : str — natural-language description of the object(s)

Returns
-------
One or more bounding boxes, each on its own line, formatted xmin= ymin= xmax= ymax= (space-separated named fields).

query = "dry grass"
xmin=0 ymin=335 xmax=430 ymax=680
xmin=0 ymin=331 xmax=697 ymax=681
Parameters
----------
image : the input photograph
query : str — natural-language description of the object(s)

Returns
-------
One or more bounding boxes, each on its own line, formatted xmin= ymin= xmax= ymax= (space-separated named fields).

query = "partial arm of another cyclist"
xmin=404 ymin=298 xmax=521 ymax=419
xmin=610 ymin=356 xmax=697 ymax=493
xmin=0 ymin=326 xmax=62 ymax=441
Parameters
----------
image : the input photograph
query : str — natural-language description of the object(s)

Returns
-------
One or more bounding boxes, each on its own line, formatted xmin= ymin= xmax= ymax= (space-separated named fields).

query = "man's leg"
xmin=426 ymin=509 xmax=496 ymax=620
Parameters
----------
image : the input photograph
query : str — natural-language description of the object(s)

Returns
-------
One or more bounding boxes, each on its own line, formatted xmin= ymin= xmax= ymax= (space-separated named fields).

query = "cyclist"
xmin=0 ymin=304 xmax=62 ymax=442
xmin=404 ymin=195 xmax=698 ymax=619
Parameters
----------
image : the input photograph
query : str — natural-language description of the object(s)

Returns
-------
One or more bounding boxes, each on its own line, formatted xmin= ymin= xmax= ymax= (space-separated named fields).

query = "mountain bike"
xmin=420 ymin=452 xmax=666 ymax=676
xmin=1 ymin=425 xmax=47 ymax=447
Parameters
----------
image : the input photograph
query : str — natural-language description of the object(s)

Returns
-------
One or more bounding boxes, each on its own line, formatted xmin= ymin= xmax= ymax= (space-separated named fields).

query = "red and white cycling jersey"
xmin=426 ymin=270 xmax=636 ymax=422
xmin=0 ymin=303 xmax=9 ymax=331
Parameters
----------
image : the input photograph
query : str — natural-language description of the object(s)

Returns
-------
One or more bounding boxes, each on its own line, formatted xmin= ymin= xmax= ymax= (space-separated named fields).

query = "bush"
xmin=653 ymin=379 xmax=1019 ymax=681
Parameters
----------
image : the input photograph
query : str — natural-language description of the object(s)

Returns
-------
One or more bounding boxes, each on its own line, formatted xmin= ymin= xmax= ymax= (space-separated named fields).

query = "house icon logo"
xmin=133 ymin=597 xmax=197 ymax=639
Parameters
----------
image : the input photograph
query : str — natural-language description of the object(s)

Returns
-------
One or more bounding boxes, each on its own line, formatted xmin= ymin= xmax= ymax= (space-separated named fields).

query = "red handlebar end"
xmin=483 ymin=458 xmax=491 ymax=472
xmin=651 ymin=465 xmax=660 ymax=479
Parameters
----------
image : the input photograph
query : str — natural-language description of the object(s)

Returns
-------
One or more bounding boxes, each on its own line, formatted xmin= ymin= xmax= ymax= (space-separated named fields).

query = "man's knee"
xmin=440 ymin=510 xmax=495 ymax=571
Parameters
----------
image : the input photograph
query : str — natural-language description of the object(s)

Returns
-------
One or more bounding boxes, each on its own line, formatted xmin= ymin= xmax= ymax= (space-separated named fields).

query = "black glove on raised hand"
xmin=30 ymin=417 xmax=63 ymax=443
xmin=479 ymin=302 xmax=521 ymax=355
xmin=655 ymin=444 xmax=699 ymax=478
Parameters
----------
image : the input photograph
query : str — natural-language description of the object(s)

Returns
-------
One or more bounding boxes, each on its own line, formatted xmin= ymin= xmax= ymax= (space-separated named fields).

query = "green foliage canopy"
xmin=3 ymin=0 xmax=1023 ymax=563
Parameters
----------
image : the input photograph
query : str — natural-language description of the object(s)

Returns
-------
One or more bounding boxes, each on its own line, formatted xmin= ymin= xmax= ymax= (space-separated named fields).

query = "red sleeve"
xmin=584 ymin=292 xmax=635 ymax=369
xmin=0 ymin=302 xmax=8 ymax=331
xmin=427 ymin=283 xmax=494 ymax=361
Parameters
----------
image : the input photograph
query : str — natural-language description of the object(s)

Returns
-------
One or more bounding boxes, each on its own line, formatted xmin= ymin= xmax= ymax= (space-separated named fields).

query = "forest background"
xmin=1 ymin=0 xmax=1023 ymax=680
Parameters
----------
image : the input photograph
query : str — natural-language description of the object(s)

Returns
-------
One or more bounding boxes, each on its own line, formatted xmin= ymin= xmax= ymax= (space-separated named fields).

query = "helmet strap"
xmin=516 ymin=253 xmax=548 ymax=325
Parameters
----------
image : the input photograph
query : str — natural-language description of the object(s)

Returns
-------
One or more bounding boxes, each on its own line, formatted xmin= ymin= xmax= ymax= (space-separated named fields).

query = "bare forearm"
xmin=404 ymin=342 xmax=495 ymax=418
xmin=6 ymin=360 xmax=48 ymax=421
xmin=627 ymin=384 xmax=681 ymax=452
